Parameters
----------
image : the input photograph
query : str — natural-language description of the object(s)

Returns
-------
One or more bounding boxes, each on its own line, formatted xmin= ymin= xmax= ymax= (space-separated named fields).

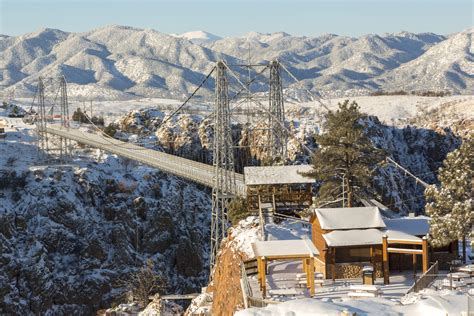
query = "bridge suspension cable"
xmin=155 ymin=66 xmax=216 ymax=130
xmin=223 ymin=62 xmax=315 ymax=155
xmin=385 ymin=157 xmax=430 ymax=188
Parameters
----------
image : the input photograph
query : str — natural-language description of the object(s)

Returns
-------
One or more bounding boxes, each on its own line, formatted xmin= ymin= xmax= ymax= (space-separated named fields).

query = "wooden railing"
xmin=407 ymin=261 xmax=439 ymax=293
xmin=240 ymin=260 xmax=279 ymax=308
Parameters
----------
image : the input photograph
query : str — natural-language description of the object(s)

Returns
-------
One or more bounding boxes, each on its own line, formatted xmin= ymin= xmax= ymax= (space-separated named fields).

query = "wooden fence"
xmin=240 ymin=260 xmax=279 ymax=308
xmin=407 ymin=261 xmax=439 ymax=293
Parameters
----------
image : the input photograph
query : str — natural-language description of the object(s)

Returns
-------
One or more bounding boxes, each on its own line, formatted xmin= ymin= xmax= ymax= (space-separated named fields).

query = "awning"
xmin=251 ymin=238 xmax=319 ymax=259
xmin=384 ymin=217 xmax=430 ymax=236
xmin=315 ymin=207 xmax=386 ymax=230
xmin=244 ymin=165 xmax=315 ymax=186
xmin=323 ymin=229 xmax=421 ymax=247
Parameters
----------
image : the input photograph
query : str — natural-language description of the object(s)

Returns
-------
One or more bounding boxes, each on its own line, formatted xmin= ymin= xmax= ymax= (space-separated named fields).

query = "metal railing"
xmin=407 ymin=261 xmax=439 ymax=293
xmin=45 ymin=125 xmax=246 ymax=196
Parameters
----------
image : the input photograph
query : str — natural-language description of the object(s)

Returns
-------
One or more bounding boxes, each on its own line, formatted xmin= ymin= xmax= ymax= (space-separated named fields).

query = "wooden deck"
xmin=248 ymin=259 xmax=418 ymax=303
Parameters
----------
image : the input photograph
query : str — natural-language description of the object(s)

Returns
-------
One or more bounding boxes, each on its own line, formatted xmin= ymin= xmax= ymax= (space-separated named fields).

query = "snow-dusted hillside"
xmin=1 ymin=26 xmax=473 ymax=99
xmin=107 ymin=99 xmax=464 ymax=216
xmin=172 ymin=31 xmax=222 ymax=44
xmin=1 ymin=25 xmax=239 ymax=99
xmin=376 ymin=28 xmax=474 ymax=92
xmin=0 ymin=115 xmax=212 ymax=315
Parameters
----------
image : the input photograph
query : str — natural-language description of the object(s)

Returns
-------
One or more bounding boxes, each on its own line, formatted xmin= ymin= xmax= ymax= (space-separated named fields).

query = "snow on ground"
xmin=293 ymin=95 xmax=474 ymax=124
xmin=229 ymin=217 xmax=311 ymax=258
xmin=0 ymin=105 xmax=213 ymax=314
xmin=13 ymin=94 xmax=473 ymax=127
xmin=230 ymin=217 xmax=473 ymax=315
xmin=236 ymin=290 xmax=471 ymax=316
xmin=12 ymin=97 xmax=211 ymax=125
xmin=229 ymin=216 xmax=261 ymax=258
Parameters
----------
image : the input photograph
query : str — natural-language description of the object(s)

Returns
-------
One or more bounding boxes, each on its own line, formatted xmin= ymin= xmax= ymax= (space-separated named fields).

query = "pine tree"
xmin=72 ymin=108 xmax=83 ymax=122
xmin=425 ymin=138 xmax=473 ymax=249
xmin=306 ymin=100 xmax=385 ymax=207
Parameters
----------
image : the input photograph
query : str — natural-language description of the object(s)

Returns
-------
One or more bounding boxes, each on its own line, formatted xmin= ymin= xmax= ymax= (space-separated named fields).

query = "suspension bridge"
xmin=44 ymin=124 xmax=246 ymax=196
xmin=32 ymin=60 xmax=430 ymax=276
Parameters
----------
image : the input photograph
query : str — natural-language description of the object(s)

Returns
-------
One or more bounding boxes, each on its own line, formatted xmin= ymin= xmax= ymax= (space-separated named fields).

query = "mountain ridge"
xmin=1 ymin=25 xmax=472 ymax=99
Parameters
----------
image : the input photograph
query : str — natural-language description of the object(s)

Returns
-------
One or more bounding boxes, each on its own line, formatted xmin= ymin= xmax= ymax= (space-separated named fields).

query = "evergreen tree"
xmin=306 ymin=100 xmax=384 ymax=207
xmin=425 ymin=138 xmax=473 ymax=248
xmin=72 ymin=108 xmax=84 ymax=122
xmin=104 ymin=123 xmax=118 ymax=137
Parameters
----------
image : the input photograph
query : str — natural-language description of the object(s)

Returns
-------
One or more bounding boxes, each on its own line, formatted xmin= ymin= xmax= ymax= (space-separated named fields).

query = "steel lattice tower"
xmin=268 ymin=60 xmax=287 ymax=162
xmin=210 ymin=61 xmax=236 ymax=272
xmin=36 ymin=76 xmax=71 ymax=163
xmin=59 ymin=77 xmax=71 ymax=161
xmin=37 ymin=77 xmax=48 ymax=159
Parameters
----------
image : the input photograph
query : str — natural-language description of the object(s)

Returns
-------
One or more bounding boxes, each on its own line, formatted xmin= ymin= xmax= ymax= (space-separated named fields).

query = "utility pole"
xmin=210 ymin=61 xmax=236 ymax=275
xmin=342 ymin=174 xmax=346 ymax=208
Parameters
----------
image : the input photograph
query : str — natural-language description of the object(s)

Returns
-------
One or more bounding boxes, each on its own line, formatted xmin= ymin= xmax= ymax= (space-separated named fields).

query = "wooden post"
xmin=463 ymin=236 xmax=467 ymax=264
xmin=422 ymin=237 xmax=428 ymax=273
xmin=309 ymin=256 xmax=315 ymax=296
xmin=382 ymin=235 xmax=389 ymax=285
xmin=272 ymin=194 xmax=276 ymax=213
xmin=331 ymin=248 xmax=336 ymax=281
xmin=370 ymin=246 xmax=376 ymax=281
xmin=262 ymin=257 xmax=267 ymax=298
xmin=412 ymin=252 xmax=417 ymax=278
xmin=257 ymin=256 xmax=263 ymax=288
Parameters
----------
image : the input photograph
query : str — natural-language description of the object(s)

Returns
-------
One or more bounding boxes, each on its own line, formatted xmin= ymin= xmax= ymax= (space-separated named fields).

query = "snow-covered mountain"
xmin=172 ymin=30 xmax=222 ymax=44
xmin=1 ymin=25 xmax=239 ymax=100
xmin=376 ymin=28 xmax=474 ymax=92
xmin=1 ymin=25 xmax=472 ymax=99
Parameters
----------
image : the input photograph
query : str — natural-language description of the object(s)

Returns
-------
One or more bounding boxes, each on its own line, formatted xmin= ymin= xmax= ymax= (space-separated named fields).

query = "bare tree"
xmin=125 ymin=259 xmax=167 ymax=308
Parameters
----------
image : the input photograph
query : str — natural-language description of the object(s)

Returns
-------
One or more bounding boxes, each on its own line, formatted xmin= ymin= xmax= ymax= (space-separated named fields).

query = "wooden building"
xmin=244 ymin=165 xmax=315 ymax=215
xmin=251 ymin=238 xmax=320 ymax=297
xmin=309 ymin=207 xmax=457 ymax=280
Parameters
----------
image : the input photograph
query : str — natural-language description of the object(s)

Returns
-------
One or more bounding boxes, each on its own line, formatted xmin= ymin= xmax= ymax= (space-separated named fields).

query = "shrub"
xmin=227 ymin=197 xmax=250 ymax=225
xmin=104 ymin=123 xmax=119 ymax=138
xmin=124 ymin=259 xmax=167 ymax=308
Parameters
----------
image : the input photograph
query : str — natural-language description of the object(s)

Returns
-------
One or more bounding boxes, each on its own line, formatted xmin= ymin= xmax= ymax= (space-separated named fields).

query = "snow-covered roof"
xmin=244 ymin=165 xmax=315 ymax=186
xmin=251 ymin=238 xmax=319 ymax=258
xmin=384 ymin=217 xmax=430 ymax=236
xmin=323 ymin=229 xmax=384 ymax=247
xmin=323 ymin=229 xmax=421 ymax=247
xmin=384 ymin=229 xmax=423 ymax=243
xmin=315 ymin=207 xmax=386 ymax=230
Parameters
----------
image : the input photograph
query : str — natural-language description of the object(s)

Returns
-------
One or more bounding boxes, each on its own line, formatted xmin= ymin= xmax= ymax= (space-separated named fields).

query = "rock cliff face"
xmin=116 ymin=107 xmax=462 ymax=215
xmin=365 ymin=116 xmax=461 ymax=214
xmin=0 ymin=151 xmax=211 ymax=315
xmin=1 ymin=102 xmax=466 ymax=314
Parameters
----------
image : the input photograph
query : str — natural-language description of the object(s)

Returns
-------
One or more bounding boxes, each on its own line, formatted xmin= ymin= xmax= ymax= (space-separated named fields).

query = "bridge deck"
xmin=45 ymin=125 xmax=245 ymax=196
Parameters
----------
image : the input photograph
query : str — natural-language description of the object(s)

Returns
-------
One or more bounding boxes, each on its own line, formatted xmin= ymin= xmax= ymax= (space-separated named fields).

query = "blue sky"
xmin=1 ymin=0 xmax=472 ymax=37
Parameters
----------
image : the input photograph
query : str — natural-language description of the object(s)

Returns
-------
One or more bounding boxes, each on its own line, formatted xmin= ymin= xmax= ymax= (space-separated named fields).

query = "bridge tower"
xmin=210 ymin=61 xmax=236 ymax=272
xmin=37 ymin=77 xmax=48 ymax=160
xmin=36 ymin=76 xmax=71 ymax=163
xmin=268 ymin=60 xmax=287 ymax=163
xmin=58 ymin=77 xmax=72 ymax=161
